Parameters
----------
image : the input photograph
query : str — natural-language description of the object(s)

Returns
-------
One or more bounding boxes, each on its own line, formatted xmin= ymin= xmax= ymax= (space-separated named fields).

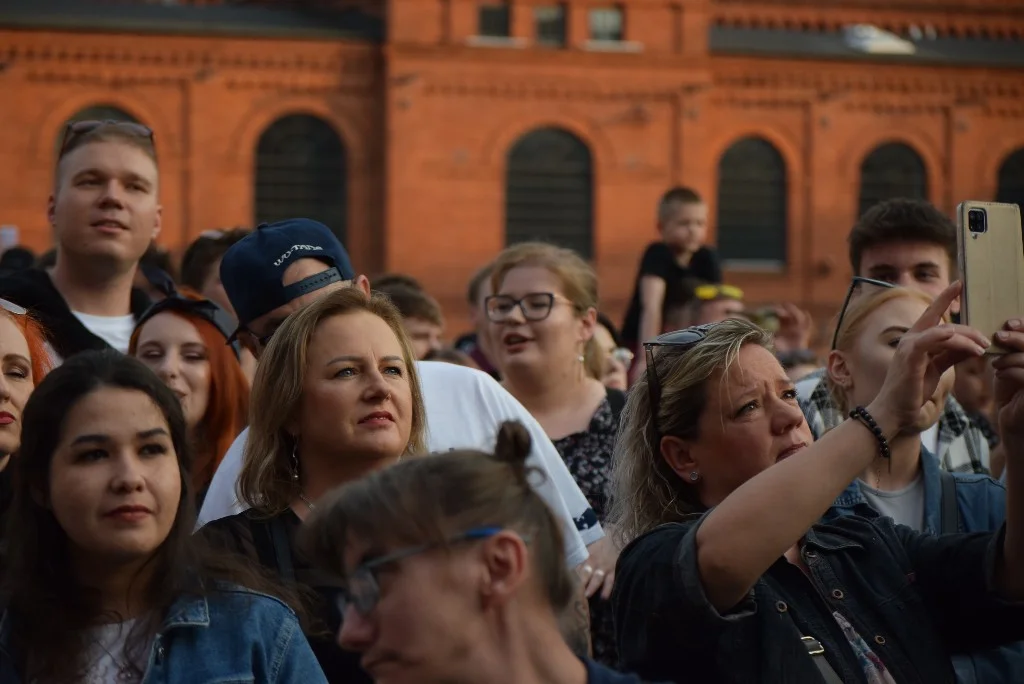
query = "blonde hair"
xmin=239 ymin=287 xmax=428 ymax=515
xmin=490 ymin=242 xmax=599 ymax=361
xmin=609 ymin=318 xmax=773 ymax=546
xmin=827 ymin=286 xmax=939 ymax=414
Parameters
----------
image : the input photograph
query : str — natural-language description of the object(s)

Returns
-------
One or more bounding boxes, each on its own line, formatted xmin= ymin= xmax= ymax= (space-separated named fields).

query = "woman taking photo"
xmin=487 ymin=242 xmax=622 ymax=663
xmin=610 ymin=283 xmax=1024 ymax=683
xmin=202 ymin=287 xmax=427 ymax=683
xmin=300 ymin=420 xmax=667 ymax=684
xmin=130 ymin=286 xmax=249 ymax=500
xmin=0 ymin=350 xmax=325 ymax=683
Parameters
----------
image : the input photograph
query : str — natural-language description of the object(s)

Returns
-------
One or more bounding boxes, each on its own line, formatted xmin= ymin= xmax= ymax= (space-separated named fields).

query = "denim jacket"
xmin=826 ymin=448 xmax=1023 ymax=684
xmin=613 ymin=513 xmax=1024 ymax=684
xmin=0 ymin=585 xmax=327 ymax=684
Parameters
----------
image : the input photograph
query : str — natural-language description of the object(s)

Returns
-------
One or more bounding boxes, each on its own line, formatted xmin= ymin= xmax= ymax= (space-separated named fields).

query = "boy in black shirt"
xmin=621 ymin=187 xmax=722 ymax=378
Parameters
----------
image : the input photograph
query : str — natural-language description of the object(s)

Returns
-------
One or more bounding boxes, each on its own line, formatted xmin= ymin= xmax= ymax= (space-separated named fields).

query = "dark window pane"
xmin=996 ymin=148 xmax=1024 ymax=212
xmin=479 ymin=3 xmax=510 ymax=37
xmin=858 ymin=143 xmax=928 ymax=217
xmin=716 ymin=137 xmax=788 ymax=265
xmin=589 ymin=7 xmax=623 ymax=41
xmin=505 ymin=128 xmax=593 ymax=259
xmin=255 ymin=114 xmax=347 ymax=241
xmin=536 ymin=5 xmax=566 ymax=46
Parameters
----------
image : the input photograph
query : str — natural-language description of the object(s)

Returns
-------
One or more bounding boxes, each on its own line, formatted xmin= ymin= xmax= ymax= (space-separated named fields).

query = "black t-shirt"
xmin=621 ymin=242 xmax=722 ymax=346
xmin=584 ymin=658 xmax=666 ymax=683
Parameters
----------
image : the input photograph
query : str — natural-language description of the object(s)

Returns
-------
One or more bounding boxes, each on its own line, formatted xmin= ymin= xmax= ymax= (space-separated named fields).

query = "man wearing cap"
xmin=197 ymin=219 xmax=604 ymax=650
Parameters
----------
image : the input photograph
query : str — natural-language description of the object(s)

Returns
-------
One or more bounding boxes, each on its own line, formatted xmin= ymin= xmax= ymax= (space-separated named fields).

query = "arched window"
xmin=858 ymin=142 xmax=928 ymax=217
xmin=57 ymin=105 xmax=141 ymax=157
xmin=715 ymin=136 xmax=788 ymax=266
xmin=996 ymin=147 xmax=1024 ymax=209
xmin=255 ymin=114 xmax=348 ymax=240
xmin=505 ymin=128 xmax=594 ymax=259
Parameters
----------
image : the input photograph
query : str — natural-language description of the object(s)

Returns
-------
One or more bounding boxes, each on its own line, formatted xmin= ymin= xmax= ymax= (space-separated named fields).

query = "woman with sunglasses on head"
xmin=0 ymin=350 xmax=325 ymax=683
xmin=609 ymin=282 xmax=1024 ymax=684
xmin=202 ymin=287 xmax=427 ymax=683
xmin=130 ymin=285 xmax=249 ymax=503
xmin=0 ymin=300 xmax=52 ymax=535
xmin=486 ymin=242 xmax=624 ymax=665
xmin=300 ymin=420 xmax=669 ymax=684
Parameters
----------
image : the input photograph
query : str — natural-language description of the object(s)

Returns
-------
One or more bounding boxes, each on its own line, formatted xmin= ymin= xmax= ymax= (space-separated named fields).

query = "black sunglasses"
xmin=135 ymin=284 xmax=242 ymax=360
xmin=831 ymin=276 xmax=896 ymax=349
xmin=643 ymin=324 xmax=717 ymax=446
xmin=59 ymin=120 xmax=154 ymax=157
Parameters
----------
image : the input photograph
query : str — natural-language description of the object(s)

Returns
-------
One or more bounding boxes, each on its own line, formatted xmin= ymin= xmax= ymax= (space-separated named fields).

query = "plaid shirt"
xmin=795 ymin=368 xmax=990 ymax=475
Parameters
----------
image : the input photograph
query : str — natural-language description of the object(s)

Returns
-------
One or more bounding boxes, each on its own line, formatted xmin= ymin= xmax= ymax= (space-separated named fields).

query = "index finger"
xmin=910 ymin=281 xmax=962 ymax=333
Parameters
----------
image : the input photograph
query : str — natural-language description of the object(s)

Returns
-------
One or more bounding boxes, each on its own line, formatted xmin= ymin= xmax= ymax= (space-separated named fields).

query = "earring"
xmin=578 ymin=354 xmax=585 ymax=363
xmin=689 ymin=471 xmax=700 ymax=482
xmin=291 ymin=441 xmax=300 ymax=482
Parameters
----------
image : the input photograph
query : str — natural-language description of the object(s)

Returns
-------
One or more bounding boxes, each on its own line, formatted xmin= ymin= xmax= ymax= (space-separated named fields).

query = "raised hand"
xmin=992 ymin=319 xmax=1024 ymax=443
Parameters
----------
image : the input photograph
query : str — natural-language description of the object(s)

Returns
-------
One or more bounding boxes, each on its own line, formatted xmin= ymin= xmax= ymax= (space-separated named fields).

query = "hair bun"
xmin=493 ymin=421 xmax=532 ymax=481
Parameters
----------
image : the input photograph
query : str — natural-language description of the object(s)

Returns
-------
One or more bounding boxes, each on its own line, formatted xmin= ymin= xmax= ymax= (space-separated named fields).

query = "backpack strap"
xmin=605 ymin=388 xmax=627 ymax=428
xmin=939 ymin=470 xmax=961 ymax=535
xmin=802 ymin=636 xmax=844 ymax=684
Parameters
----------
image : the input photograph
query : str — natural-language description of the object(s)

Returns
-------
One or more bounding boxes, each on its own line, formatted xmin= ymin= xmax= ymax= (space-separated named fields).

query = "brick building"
xmin=1 ymin=0 xmax=1023 ymax=338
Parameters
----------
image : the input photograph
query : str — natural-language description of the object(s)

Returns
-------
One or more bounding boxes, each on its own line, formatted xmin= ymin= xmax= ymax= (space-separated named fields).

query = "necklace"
xmin=299 ymin=493 xmax=317 ymax=511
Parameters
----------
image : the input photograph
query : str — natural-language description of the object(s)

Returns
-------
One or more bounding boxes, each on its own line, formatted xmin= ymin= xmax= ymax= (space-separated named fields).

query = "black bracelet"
xmin=849 ymin=406 xmax=891 ymax=460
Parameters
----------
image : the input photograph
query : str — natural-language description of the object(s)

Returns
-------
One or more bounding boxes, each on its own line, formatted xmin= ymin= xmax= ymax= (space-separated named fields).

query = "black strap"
xmin=939 ymin=470 xmax=961 ymax=535
xmin=605 ymin=388 xmax=627 ymax=428
xmin=802 ymin=636 xmax=844 ymax=684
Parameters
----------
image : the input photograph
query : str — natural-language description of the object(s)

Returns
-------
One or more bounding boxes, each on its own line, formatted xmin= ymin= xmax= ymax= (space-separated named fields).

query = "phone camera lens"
xmin=968 ymin=208 xmax=988 ymax=234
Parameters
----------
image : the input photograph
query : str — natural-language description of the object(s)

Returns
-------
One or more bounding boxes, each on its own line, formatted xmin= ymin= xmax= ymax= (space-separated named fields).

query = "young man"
xmin=197 ymin=220 xmax=604 ymax=566
xmin=373 ymin=281 xmax=446 ymax=359
xmin=454 ymin=262 xmax=501 ymax=379
xmin=797 ymin=198 xmax=990 ymax=474
xmin=0 ymin=122 xmax=159 ymax=359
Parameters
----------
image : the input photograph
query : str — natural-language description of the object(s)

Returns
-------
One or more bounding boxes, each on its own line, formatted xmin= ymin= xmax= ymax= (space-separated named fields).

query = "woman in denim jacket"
xmin=824 ymin=286 xmax=1023 ymax=683
xmin=609 ymin=283 xmax=1024 ymax=684
xmin=0 ymin=350 xmax=326 ymax=684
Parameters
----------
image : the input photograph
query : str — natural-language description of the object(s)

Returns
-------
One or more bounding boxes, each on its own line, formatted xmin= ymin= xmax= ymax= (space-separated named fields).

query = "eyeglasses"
xmin=831 ymin=276 xmax=896 ymax=349
xmin=693 ymin=284 xmax=744 ymax=301
xmin=484 ymin=293 xmax=574 ymax=323
xmin=643 ymin=324 xmax=717 ymax=445
xmin=0 ymin=299 xmax=26 ymax=316
xmin=336 ymin=526 xmax=502 ymax=616
xmin=59 ymin=120 xmax=154 ymax=157
xmin=611 ymin=347 xmax=635 ymax=366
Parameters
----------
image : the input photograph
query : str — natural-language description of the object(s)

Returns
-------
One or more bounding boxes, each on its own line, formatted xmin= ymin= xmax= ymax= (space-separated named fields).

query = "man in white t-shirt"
xmin=198 ymin=220 xmax=604 ymax=570
xmin=0 ymin=121 xmax=158 ymax=359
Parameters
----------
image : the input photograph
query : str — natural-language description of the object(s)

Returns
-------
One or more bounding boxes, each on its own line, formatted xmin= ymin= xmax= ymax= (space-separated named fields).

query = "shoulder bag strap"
xmin=939 ymin=470 xmax=960 ymax=535
xmin=801 ymin=636 xmax=844 ymax=684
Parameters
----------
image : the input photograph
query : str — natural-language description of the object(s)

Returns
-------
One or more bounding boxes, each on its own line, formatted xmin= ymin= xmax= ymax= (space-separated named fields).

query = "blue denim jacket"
xmin=826 ymin=448 xmax=1022 ymax=684
xmin=0 ymin=585 xmax=327 ymax=684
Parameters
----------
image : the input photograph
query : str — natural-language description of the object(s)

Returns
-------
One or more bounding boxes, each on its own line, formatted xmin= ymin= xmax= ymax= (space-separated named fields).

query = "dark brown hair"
xmin=372 ymin=273 xmax=424 ymax=292
xmin=658 ymin=186 xmax=704 ymax=223
xmin=848 ymin=198 xmax=957 ymax=274
xmin=300 ymin=421 xmax=575 ymax=613
xmin=377 ymin=283 xmax=444 ymax=327
xmin=180 ymin=228 xmax=251 ymax=292
xmin=1 ymin=350 xmax=299 ymax=683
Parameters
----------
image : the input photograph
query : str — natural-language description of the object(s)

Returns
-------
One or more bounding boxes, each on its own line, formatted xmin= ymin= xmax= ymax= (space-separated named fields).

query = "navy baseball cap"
xmin=219 ymin=219 xmax=356 ymax=332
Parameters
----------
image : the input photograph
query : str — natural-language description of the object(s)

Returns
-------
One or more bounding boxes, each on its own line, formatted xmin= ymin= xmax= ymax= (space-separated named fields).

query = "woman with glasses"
xmin=486 ymin=242 xmax=623 ymax=664
xmin=609 ymin=283 xmax=1024 ymax=683
xmin=130 ymin=285 xmax=249 ymax=502
xmin=202 ymin=287 xmax=427 ymax=683
xmin=588 ymin=314 xmax=633 ymax=391
xmin=0 ymin=350 xmax=325 ymax=683
xmin=300 ymin=420 xmax=668 ymax=684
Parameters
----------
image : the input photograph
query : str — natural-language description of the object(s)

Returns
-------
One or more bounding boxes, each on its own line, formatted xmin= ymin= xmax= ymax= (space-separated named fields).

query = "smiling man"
xmin=0 ymin=121 xmax=160 ymax=360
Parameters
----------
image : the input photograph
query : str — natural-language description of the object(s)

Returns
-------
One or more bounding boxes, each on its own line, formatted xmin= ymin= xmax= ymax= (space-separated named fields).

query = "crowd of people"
xmin=0 ymin=119 xmax=1020 ymax=684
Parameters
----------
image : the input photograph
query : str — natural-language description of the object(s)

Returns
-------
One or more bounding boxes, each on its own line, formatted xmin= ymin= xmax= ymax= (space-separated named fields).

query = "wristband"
xmin=849 ymin=406 xmax=892 ymax=461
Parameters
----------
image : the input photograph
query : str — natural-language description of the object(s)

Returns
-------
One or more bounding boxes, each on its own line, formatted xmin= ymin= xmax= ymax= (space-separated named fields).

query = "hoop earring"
xmin=291 ymin=440 xmax=300 ymax=482
xmin=689 ymin=471 xmax=700 ymax=482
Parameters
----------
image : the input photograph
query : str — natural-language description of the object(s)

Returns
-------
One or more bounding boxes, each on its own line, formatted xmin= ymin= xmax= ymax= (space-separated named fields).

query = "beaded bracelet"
xmin=849 ymin=406 xmax=892 ymax=460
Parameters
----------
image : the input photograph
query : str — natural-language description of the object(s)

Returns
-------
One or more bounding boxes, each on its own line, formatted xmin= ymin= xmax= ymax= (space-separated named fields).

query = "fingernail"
xmin=997 ymin=331 xmax=1010 ymax=340
xmin=1011 ymin=319 xmax=1022 ymax=329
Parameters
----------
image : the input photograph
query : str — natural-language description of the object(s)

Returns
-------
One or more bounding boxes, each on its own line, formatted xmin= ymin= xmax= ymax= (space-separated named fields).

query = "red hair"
xmin=0 ymin=309 xmax=53 ymax=385
xmin=129 ymin=289 xmax=249 ymax=492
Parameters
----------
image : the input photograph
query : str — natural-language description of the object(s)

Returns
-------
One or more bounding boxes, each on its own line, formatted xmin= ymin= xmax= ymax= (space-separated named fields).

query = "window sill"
xmin=583 ymin=39 xmax=643 ymax=53
xmin=466 ymin=35 xmax=528 ymax=48
xmin=721 ymin=260 xmax=786 ymax=274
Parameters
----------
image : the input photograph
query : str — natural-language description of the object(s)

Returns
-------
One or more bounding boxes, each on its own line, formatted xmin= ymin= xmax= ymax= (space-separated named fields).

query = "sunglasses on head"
xmin=643 ymin=323 xmax=717 ymax=446
xmin=59 ymin=120 xmax=154 ymax=157
xmin=831 ymin=276 xmax=896 ymax=349
xmin=0 ymin=299 xmax=26 ymax=317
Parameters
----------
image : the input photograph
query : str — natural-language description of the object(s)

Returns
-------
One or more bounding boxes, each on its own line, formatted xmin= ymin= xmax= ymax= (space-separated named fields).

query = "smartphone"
xmin=956 ymin=201 xmax=1024 ymax=354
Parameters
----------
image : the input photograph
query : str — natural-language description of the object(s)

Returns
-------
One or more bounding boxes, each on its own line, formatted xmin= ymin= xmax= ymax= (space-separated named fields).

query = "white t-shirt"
xmin=72 ymin=311 xmax=136 ymax=354
xmin=197 ymin=360 xmax=600 ymax=568
xmin=84 ymin=618 xmax=149 ymax=683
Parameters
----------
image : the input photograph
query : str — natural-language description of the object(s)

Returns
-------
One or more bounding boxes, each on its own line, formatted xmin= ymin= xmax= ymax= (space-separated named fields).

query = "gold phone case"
xmin=957 ymin=201 xmax=1024 ymax=354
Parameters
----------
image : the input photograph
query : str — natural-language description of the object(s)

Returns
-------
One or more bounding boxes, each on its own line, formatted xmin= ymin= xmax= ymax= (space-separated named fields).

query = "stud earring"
xmin=689 ymin=471 xmax=700 ymax=482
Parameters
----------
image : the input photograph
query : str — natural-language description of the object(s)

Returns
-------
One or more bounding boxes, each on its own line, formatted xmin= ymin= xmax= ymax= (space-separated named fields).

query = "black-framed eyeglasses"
xmin=643 ymin=323 xmax=716 ymax=446
xmin=831 ymin=276 xmax=896 ymax=349
xmin=336 ymin=526 xmax=503 ymax=616
xmin=59 ymin=120 xmax=154 ymax=157
xmin=484 ymin=293 xmax=572 ymax=323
